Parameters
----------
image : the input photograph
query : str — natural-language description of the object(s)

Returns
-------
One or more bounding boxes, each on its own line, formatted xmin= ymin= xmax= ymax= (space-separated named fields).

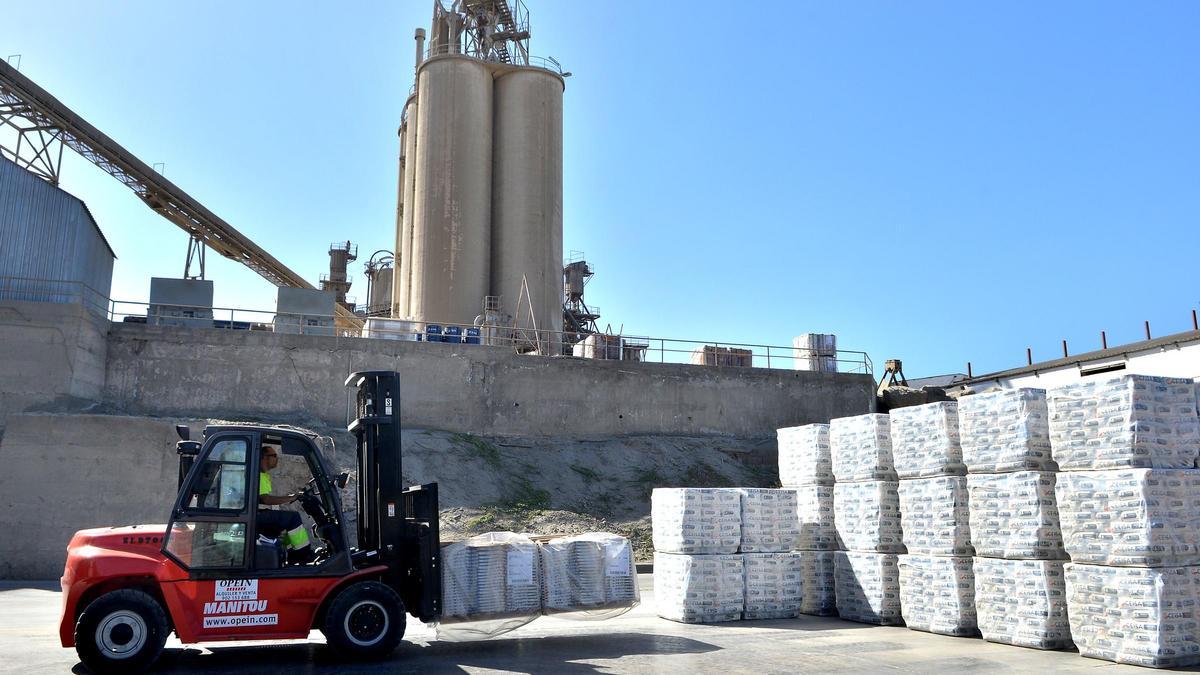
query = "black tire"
xmin=74 ymin=588 xmax=170 ymax=674
xmin=321 ymin=581 xmax=405 ymax=660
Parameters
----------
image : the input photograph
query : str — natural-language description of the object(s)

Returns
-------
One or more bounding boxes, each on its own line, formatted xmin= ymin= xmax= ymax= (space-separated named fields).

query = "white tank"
xmin=491 ymin=67 xmax=564 ymax=351
xmin=397 ymin=95 xmax=419 ymax=317
xmin=409 ymin=56 xmax=493 ymax=326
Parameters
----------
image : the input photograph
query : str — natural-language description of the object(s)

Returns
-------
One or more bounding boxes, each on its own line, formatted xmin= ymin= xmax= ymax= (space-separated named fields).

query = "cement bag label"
xmin=507 ymin=548 xmax=534 ymax=585
xmin=606 ymin=541 xmax=632 ymax=576
xmin=215 ymin=579 xmax=258 ymax=601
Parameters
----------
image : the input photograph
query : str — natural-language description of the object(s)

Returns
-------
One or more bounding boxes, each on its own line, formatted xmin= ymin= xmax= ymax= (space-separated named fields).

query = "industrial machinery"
xmin=58 ymin=372 xmax=440 ymax=673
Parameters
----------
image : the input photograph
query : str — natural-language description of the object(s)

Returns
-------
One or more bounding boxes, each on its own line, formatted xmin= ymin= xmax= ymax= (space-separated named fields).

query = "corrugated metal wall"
xmin=0 ymin=156 xmax=115 ymax=314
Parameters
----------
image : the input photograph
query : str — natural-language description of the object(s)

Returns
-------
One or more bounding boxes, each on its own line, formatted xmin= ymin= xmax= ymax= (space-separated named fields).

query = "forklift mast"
xmin=345 ymin=371 xmax=442 ymax=622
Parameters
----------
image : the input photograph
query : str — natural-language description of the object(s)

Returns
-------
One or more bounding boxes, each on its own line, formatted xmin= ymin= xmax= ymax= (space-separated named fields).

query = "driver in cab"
xmin=256 ymin=442 xmax=314 ymax=564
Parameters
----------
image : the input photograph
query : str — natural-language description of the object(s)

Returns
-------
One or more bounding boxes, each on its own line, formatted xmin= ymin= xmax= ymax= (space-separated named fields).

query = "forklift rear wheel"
xmin=74 ymin=588 xmax=169 ymax=674
xmin=322 ymin=581 xmax=405 ymax=659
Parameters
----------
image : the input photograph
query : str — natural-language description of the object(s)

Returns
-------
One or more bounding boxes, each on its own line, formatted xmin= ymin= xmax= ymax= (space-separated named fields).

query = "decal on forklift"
xmin=204 ymin=580 xmax=277 ymax=628
xmin=215 ymin=579 xmax=259 ymax=601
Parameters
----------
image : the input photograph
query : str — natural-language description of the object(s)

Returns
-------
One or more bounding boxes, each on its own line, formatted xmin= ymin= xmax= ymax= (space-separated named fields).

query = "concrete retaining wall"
xmin=102 ymin=322 xmax=875 ymax=436
xmin=0 ymin=414 xmax=180 ymax=579
xmin=0 ymin=300 xmax=107 ymax=433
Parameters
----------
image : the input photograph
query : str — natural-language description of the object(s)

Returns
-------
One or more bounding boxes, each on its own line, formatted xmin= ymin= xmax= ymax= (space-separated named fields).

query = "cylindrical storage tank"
xmin=391 ymin=122 xmax=406 ymax=317
xmin=371 ymin=266 xmax=394 ymax=315
xmin=396 ymin=94 xmax=419 ymax=317
xmin=491 ymin=67 xmax=564 ymax=353
xmin=409 ymin=57 xmax=493 ymax=325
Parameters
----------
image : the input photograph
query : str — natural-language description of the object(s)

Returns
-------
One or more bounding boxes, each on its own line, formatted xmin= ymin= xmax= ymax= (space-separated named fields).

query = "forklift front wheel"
xmin=74 ymin=588 xmax=169 ymax=674
xmin=322 ymin=581 xmax=405 ymax=659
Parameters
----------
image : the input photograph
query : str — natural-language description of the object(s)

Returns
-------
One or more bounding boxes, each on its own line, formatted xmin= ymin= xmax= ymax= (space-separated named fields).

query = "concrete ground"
xmin=0 ymin=576 xmax=1180 ymax=674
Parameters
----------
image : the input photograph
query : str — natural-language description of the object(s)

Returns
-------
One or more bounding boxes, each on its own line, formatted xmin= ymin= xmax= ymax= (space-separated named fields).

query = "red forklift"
xmin=58 ymin=371 xmax=441 ymax=673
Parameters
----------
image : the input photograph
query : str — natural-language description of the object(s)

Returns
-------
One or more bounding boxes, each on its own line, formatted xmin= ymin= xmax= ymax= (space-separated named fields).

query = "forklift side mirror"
xmin=175 ymin=424 xmax=190 ymax=441
xmin=335 ymin=472 xmax=350 ymax=490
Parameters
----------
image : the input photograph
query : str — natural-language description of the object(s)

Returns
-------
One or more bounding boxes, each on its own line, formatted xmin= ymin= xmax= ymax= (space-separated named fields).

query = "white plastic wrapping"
xmin=742 ymin=552 xmax=803 ymax=620
xmin=1048 ymin=375 xmax=1200 ymax=471
xmin=830 ymin=413 xmax=897 ymax=482
xmin=777 ymin=424 xmax=834 ymax=486
xmin=897 ymin=554 xmax=977 ymax=636
xmin=897 ymin=476 xmax=972 ymax=556
xmin=797 ymin=550 xmax=837 ymax=616
xmin=737 ymin=488 xmax=799 ymax=553
xmin=438 ymin=532 xmax=542 ymax=639
xmin=651 ymin=488 xmax=741 ymax=554
xmin=792 ymin=485 xmax=836 ymax=551
xmin=833 ymin=480 xmax=904 ymax=553
xmin=958 ymin=388 xmax=1055 ymax=473
xmin=539 ymin=532 xmax=639 ymax=618
xmin=654 ymin=552 xmax=744 ymax=623
xmin=793 ymin=333 xmax=837 ymax=372
xmin=1055 ymin=469 xmax=1200 ymax=567
xmin=967 ymin=471 xmax=1066 ymax=560
xmin=834 ymin=551 xmax=903 ymax=625
xmin=973 ymin=558 xmax=1072 ymax=650
xmin=1065 ymin=562 xmax=1200 ymax=668
xmin=889 ymin=401 xmax=966 ymax=478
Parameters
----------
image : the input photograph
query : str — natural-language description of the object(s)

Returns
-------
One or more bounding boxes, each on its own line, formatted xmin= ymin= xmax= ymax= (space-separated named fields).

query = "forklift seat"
xmin=255 ymin=536 xmax=283 ymax=569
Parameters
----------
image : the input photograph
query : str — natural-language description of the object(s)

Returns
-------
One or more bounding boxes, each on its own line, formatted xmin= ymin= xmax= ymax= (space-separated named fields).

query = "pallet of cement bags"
xmin=833 ymin=480 xmax=904 ymax=553
xmin=654 ymin=552 xmax=744 ymax=623
xmin=792 ymin=485 xmax=836 ymax=551
xmin=897 ymin=476 xmax=972 ymax=556
xmin=830 ymin=413 xmax=897 ymax=482
xmin=967 ymin=471 xmax=1066 ymax=560
xmin=958 ymin=388 xmax=1055 ymax=473
xmin=539 ymin=533 xmax=639 ymax=618
xmin=834 ymin=551 xmax=903 ymax=625
xmin=1065 ymin=563 xmax=1200 ymax=668
xmin=743 ymin=552 xmax=803 ymax=620
xmin=1048 ymin=374 xmax=1199 ymax=470
xmin=652 ymin=488 xmax=741 ymax=554
xmin=973 ymin=558 xmax=1072 ymax=650
xmin=1055 ymin=469 xmax=1200 ymax=567
xmin=890 ymin=401 xmax=966 ymax=478
xmin=439 ymin=532 xmax=543 ymax=638
xmin=898 ymin=555 xmax=977 ymax=637
xmin=777 ymin=423 xmax=834 ymax=486
xmin=797 ymin=550 xmax=837 ymax=616
xmin=737 ymin=488 xmax=799 ymax=553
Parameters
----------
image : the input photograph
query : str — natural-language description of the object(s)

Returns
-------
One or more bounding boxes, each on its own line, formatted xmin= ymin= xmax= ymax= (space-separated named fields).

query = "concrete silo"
xmin=396 ymin=0 xmax=566 ymax=347
xmin=492 ymin=68 xmax=564 ymax=350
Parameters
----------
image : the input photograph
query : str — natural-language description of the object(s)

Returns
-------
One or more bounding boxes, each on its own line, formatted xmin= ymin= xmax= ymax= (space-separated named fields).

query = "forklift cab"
xmin=165 ymin=426 xmax=352 ymax=576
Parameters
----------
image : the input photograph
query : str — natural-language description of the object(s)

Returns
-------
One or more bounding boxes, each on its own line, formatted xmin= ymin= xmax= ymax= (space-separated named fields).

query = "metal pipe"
xmin=967 ymin=362 xmax=973 ymax=378
xmin=1062 ymin=340 xmax=1068 ymax=358
xmin=1101 ymin=330 xmax=1107 ymax=349
xmin=414 ymin=28 xmax=426 ymax=69
xmin=1145 ymin=320 xmax=1151 ymax=340
xmin=1027 ymin=347 xmax=1033 ymax=365
xmin=1193 ymin=309 xmax=1197 ymax=331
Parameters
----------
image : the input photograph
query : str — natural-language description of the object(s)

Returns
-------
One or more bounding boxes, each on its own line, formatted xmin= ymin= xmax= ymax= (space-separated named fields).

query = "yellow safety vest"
xmin=259 ymin=471 xmax=271 ymax=497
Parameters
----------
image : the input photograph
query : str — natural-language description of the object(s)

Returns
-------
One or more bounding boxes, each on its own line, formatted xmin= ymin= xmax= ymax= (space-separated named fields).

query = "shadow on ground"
xmin=71 ymin=632 xmax=720 ymax=674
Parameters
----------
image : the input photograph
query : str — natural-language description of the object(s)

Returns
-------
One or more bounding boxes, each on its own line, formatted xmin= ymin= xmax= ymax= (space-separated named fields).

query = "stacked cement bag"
xmin=961 ymin=388 xmax=1072 ymax=650
xmin=778 ymin=423 xmax=834 ymax=487
xmin=743 ymin=552 xmax=804 ymax=620
xmin=440 ymin=532 xmax=543 ymax=638
xmin=831 ymin=413 xmax=904 ymax=624
xmin=540 ymin=532 xmax=640 ymax=617
xmin=778 ymin=422 xmax=837 ymax=615
xmin=897 ymin=555 xmax=977 ymax=636
xmin=738 ymin=488 xmax=800 ymax=553
xmin=654 ymin=551 xmax=745 ymax=623
xmin=1051 ymin=375 xmax=1200 ymax=667
xmin=651 ymin=488 xmax=741 ymax=554
xmin=892 ymin=401 xmax=976 ymax=636
xmin=652 ymin=488 xmax=743 ymax=622
xmin=1048 ymin=374 xmax=1199 ymax=470
xmin=834 ymin=551 xmax=902 ymax=625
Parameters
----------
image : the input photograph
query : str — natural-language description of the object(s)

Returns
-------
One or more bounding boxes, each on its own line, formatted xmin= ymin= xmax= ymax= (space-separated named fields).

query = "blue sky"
xmin=3 ymin=1 xmax=1198 ymax=378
